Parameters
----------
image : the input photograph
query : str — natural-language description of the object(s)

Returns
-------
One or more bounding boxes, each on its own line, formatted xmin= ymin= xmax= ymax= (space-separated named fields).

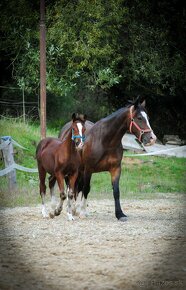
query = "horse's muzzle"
xmin=76 ymin=141 xmax=84 ymax=150
xmin=142 ymin=132 xmax=157 ymax=146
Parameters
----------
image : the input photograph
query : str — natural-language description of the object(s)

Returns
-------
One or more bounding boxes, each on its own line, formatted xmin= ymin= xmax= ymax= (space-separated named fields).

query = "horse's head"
xmin=129 ymin=98 xmax=157 ymax=146
xmin=71 ymin=113 xmax=87 ymax=150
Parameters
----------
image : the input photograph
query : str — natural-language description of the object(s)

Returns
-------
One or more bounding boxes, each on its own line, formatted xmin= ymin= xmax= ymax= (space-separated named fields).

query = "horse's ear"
xmin=78 ymin=114 xmax=87 ymax=122
xmin=83 ymin=114 xmax=87 ymax=122
xmin=130 ymin=105 xmax=135 ymax=114
xmin=72 ymin=113 xmax=77 ymax=121
xmin=134 ymin=96 xmax=140 ymax=109
xmin=141 ymin=100 xmax=146 ymax=108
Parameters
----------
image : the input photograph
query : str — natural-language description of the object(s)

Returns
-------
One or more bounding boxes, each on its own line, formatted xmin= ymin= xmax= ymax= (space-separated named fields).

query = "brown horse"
xmin=36 ymin=113 xmax=87 ymax=220
xmin=77 ymin=98 xmax=157 ymax=221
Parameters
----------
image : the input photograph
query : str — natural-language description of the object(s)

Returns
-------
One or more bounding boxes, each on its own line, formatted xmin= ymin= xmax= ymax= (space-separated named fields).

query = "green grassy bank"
xmin=0 ymin=118 xmax=185 ymax=207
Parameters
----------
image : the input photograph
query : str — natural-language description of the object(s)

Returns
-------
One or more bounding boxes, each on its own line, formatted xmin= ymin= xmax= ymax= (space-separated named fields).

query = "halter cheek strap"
xmin=129 ymin=106 xmax=152 ymax=142
xmin=71 ymin=129 xmax=86 ymax=142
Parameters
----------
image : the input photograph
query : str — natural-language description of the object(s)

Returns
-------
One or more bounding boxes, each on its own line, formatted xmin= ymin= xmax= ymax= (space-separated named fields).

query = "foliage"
xmin=126 ymin=23 xmax=184 ymax=95
xmin=0 ymin=0 xmax=39 ymax=90
xmin=0 ymin=0 xmax=185 ymax=136
xmin=45 ymin=0 xmax=126 ymax=120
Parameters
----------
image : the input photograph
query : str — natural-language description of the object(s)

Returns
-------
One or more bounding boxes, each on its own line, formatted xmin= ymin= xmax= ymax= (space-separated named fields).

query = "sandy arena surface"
xmin=0 ymin=194 xmax=185 ymax=290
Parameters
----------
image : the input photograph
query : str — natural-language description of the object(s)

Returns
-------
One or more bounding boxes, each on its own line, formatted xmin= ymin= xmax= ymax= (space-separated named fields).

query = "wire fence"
xmin=0 ymin=85 xmax=39 ymax=122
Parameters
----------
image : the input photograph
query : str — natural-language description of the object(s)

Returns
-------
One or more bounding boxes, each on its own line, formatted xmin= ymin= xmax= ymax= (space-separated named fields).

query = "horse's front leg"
xmin=54 ymin=171 xmax=66 ymax=216
xmin=110 ymin=166 xmax=127 ymax=221
xmin=66 ymin=172 xmax=78 ymax=221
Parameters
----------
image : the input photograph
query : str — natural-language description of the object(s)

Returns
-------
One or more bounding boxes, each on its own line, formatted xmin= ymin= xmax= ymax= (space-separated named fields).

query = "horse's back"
xmin=59 ymin=120 xmax=94 ymax=140
xmin=36 ymin=137 xmax=62 ymax=160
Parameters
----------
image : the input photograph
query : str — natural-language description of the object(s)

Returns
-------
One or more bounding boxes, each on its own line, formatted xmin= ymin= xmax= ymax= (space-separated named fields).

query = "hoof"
xmin=79 ymin=211 xmax=88 ymax=219
xmin=118 ymin=216 xmax=127 ymax=222
xmin=54 ymin=209 xmax=61 ymax=216
xmin=67 ymin=213 xmax=75 ymax=221
xmin=74 ymin=205 xmax=81 ymax=216
xmin=42 ymin=208 xmax=49 ymax=218
xmin=42 ymin=214 xmax=49 ymax=219
xmin=49 ymin=212 xmax=55 ymax=219
xmin=73 ymin=208 xmax=82 ymax=216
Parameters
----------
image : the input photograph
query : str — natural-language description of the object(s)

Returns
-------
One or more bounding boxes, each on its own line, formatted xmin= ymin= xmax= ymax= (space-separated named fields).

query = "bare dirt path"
xmin=0 ymin=194 xmax=185 ymax=290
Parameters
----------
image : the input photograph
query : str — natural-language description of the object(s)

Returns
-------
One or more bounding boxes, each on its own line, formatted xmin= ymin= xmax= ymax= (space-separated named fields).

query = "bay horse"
xmin=78 ymin=98 xmax=157 ymax=221
xmin=36 ymin=113 xmax=87 ymax=220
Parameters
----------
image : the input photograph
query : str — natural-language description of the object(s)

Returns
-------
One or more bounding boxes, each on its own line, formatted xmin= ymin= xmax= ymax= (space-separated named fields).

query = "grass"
xmin=90 ymin=155 xmax=186 ymax=200
xmin=0 ymin=117 xmax=57 ymax=207
xmin=0 ymin=117 xmax=186 ymax=207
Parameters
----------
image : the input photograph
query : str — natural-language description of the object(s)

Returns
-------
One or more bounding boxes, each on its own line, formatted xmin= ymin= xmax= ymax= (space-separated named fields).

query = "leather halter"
xmin=71 ymin=129 xmax=85 ymax=142
xmin=129 ymin=106 xmax=152 ymax=142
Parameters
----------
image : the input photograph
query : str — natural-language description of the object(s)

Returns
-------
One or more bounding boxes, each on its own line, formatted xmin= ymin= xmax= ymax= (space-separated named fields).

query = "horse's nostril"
xmin=75 ymin=140 xmax=80 ymax=146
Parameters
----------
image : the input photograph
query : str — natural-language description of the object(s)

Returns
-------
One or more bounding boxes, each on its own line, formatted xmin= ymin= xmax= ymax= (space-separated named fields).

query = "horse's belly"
xmin=83 ymin=144 xmax=123 ymax=173
xmin=63 ymin=161 xmax=80 ymax=175
xmin=88 ymin=157 xmax=119 ymax=173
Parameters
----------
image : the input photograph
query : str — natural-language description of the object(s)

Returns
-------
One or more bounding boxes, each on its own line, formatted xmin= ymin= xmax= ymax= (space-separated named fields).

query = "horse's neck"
xmin=100 ymin=108 xmax=129 ymax=146
xmin=62 ymin=128 xmax=76 ymax=153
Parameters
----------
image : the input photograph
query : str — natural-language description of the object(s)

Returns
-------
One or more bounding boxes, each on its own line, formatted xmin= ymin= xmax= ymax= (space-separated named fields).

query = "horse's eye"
xmin=137 ymin=116 xmax=142 ymax=121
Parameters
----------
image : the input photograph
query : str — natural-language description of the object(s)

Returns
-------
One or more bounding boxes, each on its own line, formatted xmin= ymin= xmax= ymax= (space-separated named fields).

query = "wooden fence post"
xmin=1 ymin=136 xmax=17 ymax=190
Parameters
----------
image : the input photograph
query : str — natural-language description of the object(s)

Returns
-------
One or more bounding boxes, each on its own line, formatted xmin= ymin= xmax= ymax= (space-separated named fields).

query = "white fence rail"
xmin=0 ymin=136 xmax=38 ymax=189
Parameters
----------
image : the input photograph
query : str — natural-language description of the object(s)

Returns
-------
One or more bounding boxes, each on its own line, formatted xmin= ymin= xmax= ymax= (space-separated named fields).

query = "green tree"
xmin=46 ymin=0 xmax=127 ymax=120
xmin=0 ymin=0 xmax=185 ymax=137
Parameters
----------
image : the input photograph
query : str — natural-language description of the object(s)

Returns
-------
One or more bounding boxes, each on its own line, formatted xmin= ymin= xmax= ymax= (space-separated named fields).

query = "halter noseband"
xmin=71 ymin=129 xmax=86 ymax=142
xmin=129 ymin=106 xmax=152 ymax=142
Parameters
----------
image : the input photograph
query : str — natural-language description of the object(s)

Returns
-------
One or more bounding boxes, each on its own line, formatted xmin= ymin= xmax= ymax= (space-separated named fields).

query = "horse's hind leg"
xmin=38 ymin=166 xmax=48 ymax=218
xmin=80 ymin=172 xmax=91 ymax=218
xmin=74 ymin=191 xmax=83 ymax=216
xmin=48 ymin=175 xmax=57 ymax=218
xmin=66 ymin=187 xmax=75 ymax=221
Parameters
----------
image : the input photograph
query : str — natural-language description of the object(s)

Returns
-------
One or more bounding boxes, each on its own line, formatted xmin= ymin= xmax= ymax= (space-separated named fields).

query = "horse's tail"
xmin=74 ymin=171 xmax=84 ymax=197
xmin=35 ymin=141 xmax=41 ymax=157
xmin=36 ymin=141 xmax=42 ymax=161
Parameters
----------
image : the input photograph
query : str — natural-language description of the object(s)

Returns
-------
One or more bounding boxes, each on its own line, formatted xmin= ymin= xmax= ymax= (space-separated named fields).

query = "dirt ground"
xmin=0 ymin=193 xmax=185 ymax=290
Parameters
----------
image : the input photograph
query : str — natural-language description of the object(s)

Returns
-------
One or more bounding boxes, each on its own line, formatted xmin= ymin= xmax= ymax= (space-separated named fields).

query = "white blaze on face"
xmin=76 ymin=122 xmax=84 ymax=149
xmin=77 ymin=122 xmax=83 ymax=137
xmin=141 ymin=111 xmax=151 ymax=129
xmin=141 ymin=111 xmax=157 ymax=141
